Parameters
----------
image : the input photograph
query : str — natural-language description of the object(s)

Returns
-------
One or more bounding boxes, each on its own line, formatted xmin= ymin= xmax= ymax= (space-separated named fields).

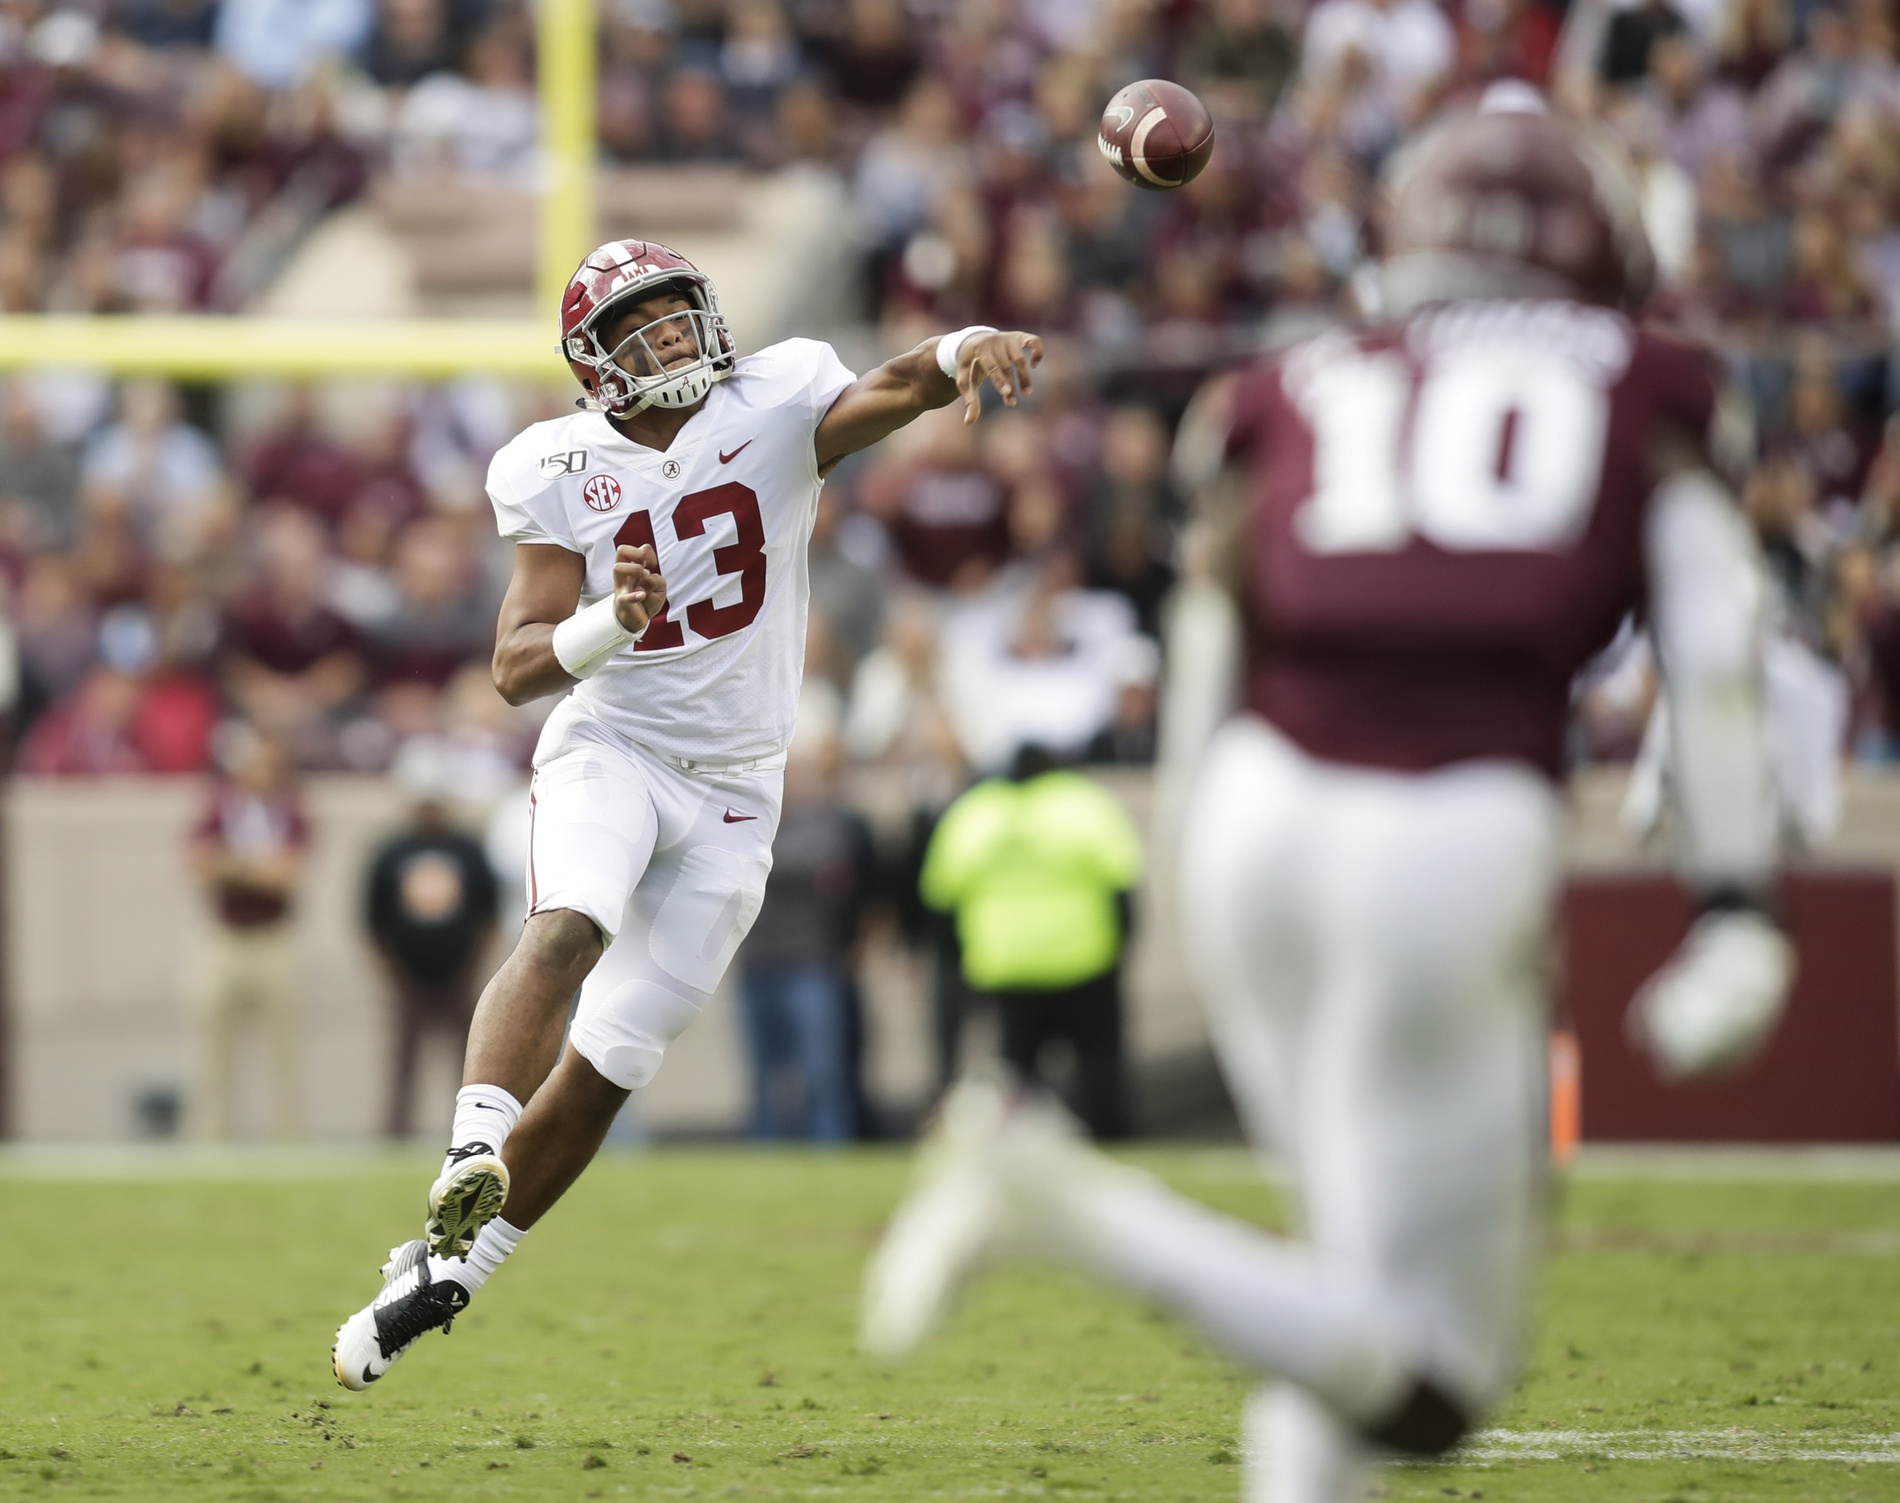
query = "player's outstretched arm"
xmin=491 ymin=542 xmax=668 ymax=706
xmin=814 ymin=329 xmax=1044 ymax=476
xmin=1628 ymin=466 xmax=1795 ymax=1079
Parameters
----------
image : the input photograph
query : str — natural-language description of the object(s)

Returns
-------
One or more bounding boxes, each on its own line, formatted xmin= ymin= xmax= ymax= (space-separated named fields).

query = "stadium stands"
xmin=0 ymin=0 xmax=1892 ymax=784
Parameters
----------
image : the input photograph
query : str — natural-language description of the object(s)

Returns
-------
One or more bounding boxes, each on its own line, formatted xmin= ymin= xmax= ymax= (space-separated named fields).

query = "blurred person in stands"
xmin=867 ymin=95 xmax=1797 ymax=1503
xmin=392 ymin=19 xmax=538 ymax=181
xmin=941 ymin=552 xmax=1152 ymax=773
xmin=243 ymin=386 xmax=363 ymax=530
xmin=10 ymin=554 xmax=97 ymax=733
xmin=358 ymin=0 xmax=470 ymax=88
xmin=807 ymin=490 xmax=885 ymax=672
xmin=1179 ymin=0 xmax=1297 ymax=122
xmin=365 ymin=515 xmax=493 ymax=693
xmin=185 ymin=724 xmax=309 ymax=1140
xmin=1081 ymin=405 xmax=1180 ymax=636
xmin=737 ymin=730 xmax=876 ymax=1141
xmin=79 ymin=380 xmax=226 ymax=564
xmin=844 ymin=594 xmax=970 ymax=1086
xmin=919 ymin=742 xmax=1142 ymax=1137
xmin=823 ymin=0 xmax=923 ymax=114
xmin=661 ymin=67 xmax=742 ymax=161
xmin=18 ymin=602 xmax=217 ymax=774
xmin=367 ymin=737 xmax=500 ymax=1139
xmin=215 ymin=0 xmax=375 ymax=90
xmin=0 ymin=380 xmax=81 ymax=547
xmin=866 ymin=406 xmax=1012 ymax=590
xmin=220 ymin=504 xmax=365 ymax=762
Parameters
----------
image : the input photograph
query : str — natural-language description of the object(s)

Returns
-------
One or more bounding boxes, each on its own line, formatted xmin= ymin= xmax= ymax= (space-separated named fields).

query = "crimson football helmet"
xmin=1376 ymin=85 xmax=1656 ymax=314
xmin=560 ymin=240 xmax=735 ymax=418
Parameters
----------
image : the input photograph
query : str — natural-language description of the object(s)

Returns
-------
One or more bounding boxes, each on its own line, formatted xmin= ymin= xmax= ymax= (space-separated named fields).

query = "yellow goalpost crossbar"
xmin=0 ymin=0 xmax=598 ymax=380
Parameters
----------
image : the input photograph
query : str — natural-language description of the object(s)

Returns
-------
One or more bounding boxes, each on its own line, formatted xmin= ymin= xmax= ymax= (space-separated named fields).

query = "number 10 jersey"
xmin=1228 ymin=301 xmax=1723 ymax=781
xmin=487 ymin=338 xmax=857 ymax=763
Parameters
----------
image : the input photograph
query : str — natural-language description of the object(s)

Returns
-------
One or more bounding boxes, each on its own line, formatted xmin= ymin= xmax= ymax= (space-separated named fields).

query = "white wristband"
xmin=935 ymin=325 xmax=998 ymax=380
xmin=553 ymin=596 xmax=642 ymax=680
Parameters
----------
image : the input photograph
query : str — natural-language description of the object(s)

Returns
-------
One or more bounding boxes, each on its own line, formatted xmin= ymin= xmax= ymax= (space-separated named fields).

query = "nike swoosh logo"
xmin=719 ymin=440 xmax=753 ymax=464
xmin=722 ymin=809 xmax=758 ymax=823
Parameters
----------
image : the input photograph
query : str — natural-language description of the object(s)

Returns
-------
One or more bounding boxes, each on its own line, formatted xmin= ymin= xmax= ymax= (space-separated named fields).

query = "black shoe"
xmin=332 ymin=1239 xmax=469 ymax=1390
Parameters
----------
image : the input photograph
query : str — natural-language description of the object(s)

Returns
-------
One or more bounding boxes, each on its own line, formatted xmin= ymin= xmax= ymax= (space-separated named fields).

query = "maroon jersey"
xmin=1227 ymin=301 xmax=1719 ymax=779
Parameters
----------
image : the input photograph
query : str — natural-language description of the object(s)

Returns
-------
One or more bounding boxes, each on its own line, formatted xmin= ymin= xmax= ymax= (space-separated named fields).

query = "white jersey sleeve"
xmin=740 ymin=337 xmax=858 ymax=438
xmin=488 ymin=423 xmax=585 ymax=550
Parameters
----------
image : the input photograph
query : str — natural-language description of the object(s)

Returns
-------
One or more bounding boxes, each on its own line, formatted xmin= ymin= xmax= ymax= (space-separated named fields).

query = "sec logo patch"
xmin=582 ymin=474 xmax=622 ymax=512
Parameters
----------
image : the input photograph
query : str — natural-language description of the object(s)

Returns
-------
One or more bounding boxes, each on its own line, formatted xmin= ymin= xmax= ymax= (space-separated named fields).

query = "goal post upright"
xmin=0 ymin=0 xmax=599 ymax=380
xmin=537 ymin=0 xmax=600 ymax=320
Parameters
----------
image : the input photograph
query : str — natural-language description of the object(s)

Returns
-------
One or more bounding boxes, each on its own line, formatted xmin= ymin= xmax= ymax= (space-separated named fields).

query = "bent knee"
xmin=521 ymin=908 xmax=605 ymax=978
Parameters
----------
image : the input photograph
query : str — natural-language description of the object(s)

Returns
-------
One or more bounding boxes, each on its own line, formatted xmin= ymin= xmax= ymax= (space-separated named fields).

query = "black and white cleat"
xmin=332 ymin=1239 xmax=469 ymax=1391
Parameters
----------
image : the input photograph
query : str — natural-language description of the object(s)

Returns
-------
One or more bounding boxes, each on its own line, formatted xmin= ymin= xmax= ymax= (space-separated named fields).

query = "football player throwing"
xmin=333 ymin=239 xmax=1040 ymax=1389
xmin=861 ymin=91 xmax=1795 ymax=1502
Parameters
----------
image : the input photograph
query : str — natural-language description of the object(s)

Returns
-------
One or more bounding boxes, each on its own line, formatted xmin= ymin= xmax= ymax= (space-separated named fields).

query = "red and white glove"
xmin=1626 ymin=908 xmax=1796 ymax=1081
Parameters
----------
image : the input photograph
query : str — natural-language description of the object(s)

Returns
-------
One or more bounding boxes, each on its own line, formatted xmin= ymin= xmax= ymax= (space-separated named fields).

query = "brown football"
xmin=1097 ymin=79 xmax=1215 ymax=191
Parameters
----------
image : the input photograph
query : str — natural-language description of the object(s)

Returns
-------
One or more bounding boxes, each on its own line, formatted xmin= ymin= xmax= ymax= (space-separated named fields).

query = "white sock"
xmin=1062 ymin=1167 xmax=1413 ymax=1426
xmin=446 ymin=1084 xmax=523 ymax=1164
xmin=430 ymin=1217 xmax=526 ymax=1298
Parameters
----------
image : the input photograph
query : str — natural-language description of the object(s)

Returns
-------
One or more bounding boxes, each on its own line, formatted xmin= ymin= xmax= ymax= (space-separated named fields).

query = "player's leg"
xmin=258 ymin=928 xmax=303 ymax=1141
xmin=1293 ymin=756 xmax=1557 ymax=1424
xmin=866 ymin=725 xmax=1434 ymax=1436
xmin=457 ymin=758 xmax=779 ymax=1268
xmin=426 ymin=741 xmax=660 ymax=1260
xmin=334 ymin=738 xmax=658 ymax=1390
xmin=1065 ymin=971 xmax=1126 ymax=1140
xmin=785 ymin=964 xmax=853 ymax=1141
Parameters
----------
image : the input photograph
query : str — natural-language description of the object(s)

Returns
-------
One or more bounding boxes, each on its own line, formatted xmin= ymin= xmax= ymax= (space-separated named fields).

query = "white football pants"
xmin=1156 ymin=715 xmax=1560 ymax=1501
xmin=527 ymin=702 xmax=784 ymax=1092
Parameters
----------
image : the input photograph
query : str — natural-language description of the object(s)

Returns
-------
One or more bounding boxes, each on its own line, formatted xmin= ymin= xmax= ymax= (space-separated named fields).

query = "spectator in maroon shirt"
xmin=244 ymin=386 xmax=364 ymax=528
xmin=867 ymin=417 xmax=1013 ymax=590
xmin=185 ymin=726 xmax=308 ymax=1139
xmin=364 ymin=515 xmax=493 ymax=691
xmin=219 ymin=505 xmax=364 ymax=750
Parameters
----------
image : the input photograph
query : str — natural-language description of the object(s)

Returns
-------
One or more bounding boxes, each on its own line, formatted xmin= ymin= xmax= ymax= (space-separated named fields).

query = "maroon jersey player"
xmin=861 ymin=91 xmax=1795 ymax=1503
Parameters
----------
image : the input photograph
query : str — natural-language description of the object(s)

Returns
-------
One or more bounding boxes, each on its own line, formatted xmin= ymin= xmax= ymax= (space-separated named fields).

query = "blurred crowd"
xmin=0 ymin=0 xmax=1898 ymax=777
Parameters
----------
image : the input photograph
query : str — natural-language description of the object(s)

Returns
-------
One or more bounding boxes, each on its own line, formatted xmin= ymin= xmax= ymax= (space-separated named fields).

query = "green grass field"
xmin=3 ymin=1146 xmax=1899 ymax=1501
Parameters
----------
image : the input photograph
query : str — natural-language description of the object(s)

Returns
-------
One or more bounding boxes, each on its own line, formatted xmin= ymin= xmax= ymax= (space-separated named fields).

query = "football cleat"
xmin=425 ymin=1142 xmax=510 ymax=1260
xmin=861 ymin=1067 xmax=1099 ymax=1359
xmin=332 ymin=1239 xmax=469 ymax=1391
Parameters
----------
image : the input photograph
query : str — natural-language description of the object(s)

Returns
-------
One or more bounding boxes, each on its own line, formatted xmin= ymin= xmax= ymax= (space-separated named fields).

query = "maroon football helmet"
xmin=1377 ymin=87 xmax=1656 ymax=313
xmin=560 ymin=240 xmax=735 ymax=418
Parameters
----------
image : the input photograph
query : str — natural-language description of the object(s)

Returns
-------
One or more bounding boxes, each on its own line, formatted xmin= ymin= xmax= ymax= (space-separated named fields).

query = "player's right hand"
xmin=957 ymin=331 xmax=1043 ymax=425
xmin=1626 ymin=909 xmax=1796 ymax=1081
xmin=612 ymin=543 xmax=668 ymax=636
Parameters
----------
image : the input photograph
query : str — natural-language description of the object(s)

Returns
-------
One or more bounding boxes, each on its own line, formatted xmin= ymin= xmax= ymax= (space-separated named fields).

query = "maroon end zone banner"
xmin=1559 ymin=871 xmax=1900 ymax=1142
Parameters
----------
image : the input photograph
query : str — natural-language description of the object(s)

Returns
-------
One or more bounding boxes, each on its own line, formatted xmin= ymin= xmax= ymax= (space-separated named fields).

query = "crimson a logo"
xmin=582 ymin=474 xmax=623 ymax=512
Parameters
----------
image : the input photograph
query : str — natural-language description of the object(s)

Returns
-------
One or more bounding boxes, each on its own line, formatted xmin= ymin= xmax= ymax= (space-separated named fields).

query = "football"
xmin=1097 ymin=79 xmax=1215 ymax=191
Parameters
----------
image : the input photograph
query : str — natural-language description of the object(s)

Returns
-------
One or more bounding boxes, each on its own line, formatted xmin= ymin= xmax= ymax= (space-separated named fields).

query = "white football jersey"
xmin=488 ymin=338 xmax=857 ymax=762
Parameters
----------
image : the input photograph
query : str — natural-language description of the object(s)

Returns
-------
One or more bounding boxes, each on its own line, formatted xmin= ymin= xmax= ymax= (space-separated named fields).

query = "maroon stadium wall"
xmin=1561 ymin=872 xmax=1900 ymax=1142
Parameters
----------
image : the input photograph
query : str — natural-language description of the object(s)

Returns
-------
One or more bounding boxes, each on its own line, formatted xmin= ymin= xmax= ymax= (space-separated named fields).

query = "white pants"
xmin=1178 ymin=716 xmax=1561 ymax=1501
xmin=528 ymin=703 xmax=783 ymax=1091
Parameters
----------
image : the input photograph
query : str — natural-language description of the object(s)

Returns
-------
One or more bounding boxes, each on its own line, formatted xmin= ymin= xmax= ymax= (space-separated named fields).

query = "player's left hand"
xmin=613 ymin=543 xmax=668 ymax=636
xmin=957 ymin=332 xmax=1044 ymax=425
xmin=1626 ymin=909 xmax=1796 ymax=1080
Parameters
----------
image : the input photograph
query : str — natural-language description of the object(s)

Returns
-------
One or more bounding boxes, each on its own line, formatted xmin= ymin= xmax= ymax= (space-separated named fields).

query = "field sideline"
xmin=4 ymin=1146 xmax=1899 ymax=1501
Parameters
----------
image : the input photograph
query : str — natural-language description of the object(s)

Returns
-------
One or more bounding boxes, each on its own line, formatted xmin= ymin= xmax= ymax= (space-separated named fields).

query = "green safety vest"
xmin=919 ymin=771 xmax=1144 ymax=992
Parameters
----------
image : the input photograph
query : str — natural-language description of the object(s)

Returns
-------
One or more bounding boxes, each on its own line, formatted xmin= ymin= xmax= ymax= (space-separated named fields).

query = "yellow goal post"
xmin=0 ymin=0 xmax=599 ymax=380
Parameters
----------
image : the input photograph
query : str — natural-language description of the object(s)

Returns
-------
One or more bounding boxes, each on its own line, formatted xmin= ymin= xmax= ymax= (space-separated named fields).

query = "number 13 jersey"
xmin=487 ymin=338 xmax=857 ymax=763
